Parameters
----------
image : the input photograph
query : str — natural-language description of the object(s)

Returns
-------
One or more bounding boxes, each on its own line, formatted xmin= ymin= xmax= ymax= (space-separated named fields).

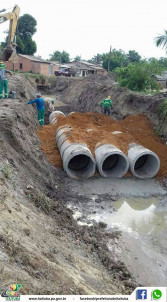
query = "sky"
xmin=0 ymin=0 xmax=167 ymax=61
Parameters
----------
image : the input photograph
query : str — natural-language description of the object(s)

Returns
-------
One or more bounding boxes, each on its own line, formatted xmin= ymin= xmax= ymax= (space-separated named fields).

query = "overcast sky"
xmin=0 ymin=0 xmax=167 ymax=61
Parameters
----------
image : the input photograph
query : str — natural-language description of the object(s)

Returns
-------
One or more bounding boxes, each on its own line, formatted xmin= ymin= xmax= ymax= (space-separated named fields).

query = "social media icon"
xmin=152 ymin=289 xmax=162 ymax=300
xmin=136 ymin=289 xmax=147 ymax=300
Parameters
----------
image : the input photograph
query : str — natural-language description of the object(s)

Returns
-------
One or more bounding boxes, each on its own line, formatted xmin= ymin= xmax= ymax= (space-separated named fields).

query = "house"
xmin=4 ymin=54 xmax=59 ymax=75
xmin=67 ymin=61 xmax=107 ymax=77
xmin=152 ymin=71 xmax=167 ymax=89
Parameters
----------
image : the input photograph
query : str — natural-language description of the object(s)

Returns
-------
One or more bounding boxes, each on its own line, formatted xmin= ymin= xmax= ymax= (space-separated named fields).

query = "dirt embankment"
xmin=8 ymin=73 xmax=167 ymax=141
xmin=49 ymin=75 xmax=167 ymax=140
xmin=0 ymin=75 xmax=137 ymax=295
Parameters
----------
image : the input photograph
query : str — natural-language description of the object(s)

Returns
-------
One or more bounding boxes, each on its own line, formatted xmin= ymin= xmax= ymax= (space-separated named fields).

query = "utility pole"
xmin=108 ymin=45 xmax=112 ymax=72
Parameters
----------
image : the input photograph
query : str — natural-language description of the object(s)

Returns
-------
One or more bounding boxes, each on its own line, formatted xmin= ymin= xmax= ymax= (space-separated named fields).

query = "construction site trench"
xmin=0 ymin=74 xmax=167 ymax=294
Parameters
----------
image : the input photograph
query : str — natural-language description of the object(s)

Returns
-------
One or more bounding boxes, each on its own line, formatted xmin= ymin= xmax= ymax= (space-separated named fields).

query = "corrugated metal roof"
xmin=18 ymin=54 xmax=58 ymax=64
xmin=68 ymin=60 xmax=104 ymax=70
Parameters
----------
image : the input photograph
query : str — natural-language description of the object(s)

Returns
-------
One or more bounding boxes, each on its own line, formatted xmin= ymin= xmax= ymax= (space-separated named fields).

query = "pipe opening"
xmin=68 ymin=155 xmax=90 ymax=170
xmin=134 ymin=154 xmax=160 ymax=178
xmin=135 ymin=155 xmax=148 ymax=170
xmin=66 ymin=153 xmax=95 ymax=178
xmin=103 ymin=154 xmax=119 ymax=170
xmin=102 ymin=153 xmax=128 ymax=177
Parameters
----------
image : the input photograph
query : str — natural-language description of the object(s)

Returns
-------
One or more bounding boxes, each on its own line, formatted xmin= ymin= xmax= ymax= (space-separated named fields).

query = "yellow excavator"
xmin=0 ymin=5 xmax=20 ymax=62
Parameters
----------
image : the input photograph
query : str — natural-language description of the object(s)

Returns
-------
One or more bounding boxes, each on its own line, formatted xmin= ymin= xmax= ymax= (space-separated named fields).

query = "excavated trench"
xmin=0 ymin=74 xmax=167 ymax=294
xmin=1 ymin=97 xmax=139 ymax=295
xmin=37 ymin=81 xmax=167 ymax=287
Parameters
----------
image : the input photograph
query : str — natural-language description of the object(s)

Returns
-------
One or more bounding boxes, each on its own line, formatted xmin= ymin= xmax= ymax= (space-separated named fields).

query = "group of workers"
xmin=0 ymin=61 xmax=112 ymax=126
xmin=27 ymin=95 xmax=112 ymax=126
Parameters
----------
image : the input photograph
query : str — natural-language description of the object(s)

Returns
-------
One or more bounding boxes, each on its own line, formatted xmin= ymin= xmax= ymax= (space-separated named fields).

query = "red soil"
xmin=37 ymin=113 xmax=167 ymax=179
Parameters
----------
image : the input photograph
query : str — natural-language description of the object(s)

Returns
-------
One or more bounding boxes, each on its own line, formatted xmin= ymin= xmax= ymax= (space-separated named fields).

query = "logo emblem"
xmin=136 ymin=289 xmax=147 ymax=300
xmin=152 ymin=289 xmax=162 ymax=300
xmin=1 ymin=284 xmax=22 ymax=301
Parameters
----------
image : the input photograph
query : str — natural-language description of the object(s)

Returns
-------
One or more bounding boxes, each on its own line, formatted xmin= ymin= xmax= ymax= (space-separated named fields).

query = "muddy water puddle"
xmin=68 ymin=197 xmax=167 ymax=236
xmin=90 ymin=198 xmax=167 ymax=237
xmin=67 ymin=196 xmax=167 ymax=286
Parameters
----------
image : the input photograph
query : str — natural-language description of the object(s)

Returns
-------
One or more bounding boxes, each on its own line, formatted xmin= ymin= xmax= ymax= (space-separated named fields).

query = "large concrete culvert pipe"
xmin=95 ymin=144 xmax=129 ymax=178
xmin=56 ymin=126 xmax=72 ymax=149
xmin=56 ymin=128 xmax=96 ymax=179
xmin=128 ymin=143 xmax=160 ymax=178
xmin=49 ymin=111 xmax=66 ymax=124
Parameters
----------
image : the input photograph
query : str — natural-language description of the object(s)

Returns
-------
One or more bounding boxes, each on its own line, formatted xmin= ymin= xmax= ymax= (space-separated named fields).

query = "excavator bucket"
xmin=0 ymin=47 xmax=18 ymax=63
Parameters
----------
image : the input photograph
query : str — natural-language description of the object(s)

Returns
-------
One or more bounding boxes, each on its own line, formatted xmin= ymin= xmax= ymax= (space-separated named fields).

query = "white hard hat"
xmin=36 ymin=92 xmax=41 ymax=97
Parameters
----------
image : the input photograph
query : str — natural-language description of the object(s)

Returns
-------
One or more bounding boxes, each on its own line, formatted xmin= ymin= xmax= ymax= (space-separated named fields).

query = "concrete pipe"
xmin=60 ymin=141 xmax=96 ymax=179
xmin=56 ymin=127 xmax=95 ymax=179
xmin=67 ymin=112 xmax=76 ymax=116
xmin=50 ymin=117 xmax=57 ymax=125
xmin=128 ymin=143 xmax=160 ymax=178
xmin=56 ymin=126 xmax=72 ymax=149
xmin=49 ymin=111 xmax=65 ymax=124
xmin=95 ymin=144 xmax=129 ymax=178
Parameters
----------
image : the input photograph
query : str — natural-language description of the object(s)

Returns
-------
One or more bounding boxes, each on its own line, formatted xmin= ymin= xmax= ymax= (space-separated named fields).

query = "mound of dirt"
xmin=38 ymin=112 xmax=167 ymax=180
xmin=8 ymin=74 xmax=37 ymax=100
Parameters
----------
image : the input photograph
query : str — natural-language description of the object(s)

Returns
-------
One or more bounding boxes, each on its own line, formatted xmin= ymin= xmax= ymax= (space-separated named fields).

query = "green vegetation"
xmin=88 ymin=53 xmax=104 ymax=65
xmin=74 ymin=55 xmax=82 ymax=61
xmin=24 ymin=72 xmax=46 ymax=80
xmin=115 ymin=59 xmax=164 ymax=92
xmin=155 ymin=30 xmax=167 ymax=53
xmin=158 ymin=99 xmax=167 ymax=117
xmin=0 ymin=13 xmax=37 ymax=55
xmin=16 ymin=14 xmax=37 ymax=55
xmin=49 ymin=50 xmax=70 ymax=63
xmin=88 ymin=49 xmax=141 ymax=70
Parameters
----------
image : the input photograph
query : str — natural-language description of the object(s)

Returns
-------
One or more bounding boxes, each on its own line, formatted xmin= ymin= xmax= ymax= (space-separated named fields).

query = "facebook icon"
xmin=136 ymin=289 xmax=147 ymax=300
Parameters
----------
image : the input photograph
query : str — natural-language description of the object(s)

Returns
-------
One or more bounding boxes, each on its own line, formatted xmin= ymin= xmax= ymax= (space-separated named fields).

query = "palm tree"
xmin=154 ymin=30 xmax=167 ymax=53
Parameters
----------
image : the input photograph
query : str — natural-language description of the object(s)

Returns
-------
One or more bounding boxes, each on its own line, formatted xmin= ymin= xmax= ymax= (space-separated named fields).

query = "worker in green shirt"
xmin=99 ymin=96 xmax=112 ymax=115
xmin=0 ymin=61 xmax=12 ymax=99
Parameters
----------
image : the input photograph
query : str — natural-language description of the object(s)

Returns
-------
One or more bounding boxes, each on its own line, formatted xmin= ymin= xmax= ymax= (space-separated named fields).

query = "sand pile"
xmin=37 ymin=113 xmax=167 ymax=179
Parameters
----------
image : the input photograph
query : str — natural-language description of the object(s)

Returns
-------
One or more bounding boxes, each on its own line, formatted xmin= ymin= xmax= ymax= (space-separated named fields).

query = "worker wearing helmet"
xmin=0 ymin=61 xmax=12 ymax=99
xmin=99 ymin=96 xmax=112 ymax=115
xmin=27 ymin=93 xmax=45 ymax=126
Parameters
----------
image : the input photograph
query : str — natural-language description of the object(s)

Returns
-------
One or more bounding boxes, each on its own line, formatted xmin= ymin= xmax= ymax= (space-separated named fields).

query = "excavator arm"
xmin=0 ymin=5 xmax=20 ymax=62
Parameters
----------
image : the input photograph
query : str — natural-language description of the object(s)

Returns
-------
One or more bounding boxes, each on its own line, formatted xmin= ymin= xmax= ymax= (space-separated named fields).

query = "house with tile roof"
xmin=67 ymin=60 xmax=107 ymax=77
xmin=4 ymin=54 xmax=59 ymax=75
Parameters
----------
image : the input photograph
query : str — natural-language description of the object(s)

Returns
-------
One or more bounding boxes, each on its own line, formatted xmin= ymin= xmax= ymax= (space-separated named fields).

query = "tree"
xmin=0 ymin=29 xmax=8 ymax=52
xmin=49 ymin=51 xmax=70 ymax=63
xmin=74 ymin=55 xmax=81 ymax=61
xmin=115 ymin=61 xmax=164 ymax=91
xmin=16 ymin=14 xmax=37 ymax=55
xmin=127 ymin=50 xmax=141 ymax=63
xmin=88 ymin=53 xmax=104 ymax=65
xmin=103 ymin=49 xmax=129 ymax=71
xmin=158 ymin=57 xmax=167 ymax=68
xmin=154 ymin=30 xmax=167 ymax=53
xmin=49 ymin=51 xmax=61 ymax=62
